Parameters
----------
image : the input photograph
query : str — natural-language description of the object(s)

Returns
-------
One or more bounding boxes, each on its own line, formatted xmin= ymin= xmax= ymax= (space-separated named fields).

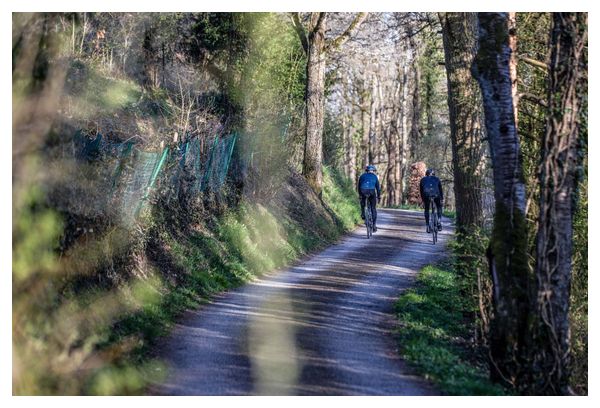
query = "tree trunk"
xmin=341 ymin=113 xmax=350 ymax=178
xmin=294 ymin=12 xmax=366 ymax=195
xmin=473 ymin=12 xmax=530 ymax=388
xmin=508 ymin=12 xmax=518 ymax=125
xmin=385 ymin=126 xmax=397 ymax=206
xmin=368 ymin=74 xmax=378 ymax=165
xmin=303 ymin=13 xmax=327 ymax=196
xmin=393 ymin=114 xmax=402 ymax=206
xmin=348 ymin=126 xmax=357 ymax=183
xmin=398 ymin=64 xmax=410 ymax=204
xmin=410 ymin=63 xmax=421 ymax=163
xmin=360 ymin=80 xmax=371 ymax=171
xmin=440 ymin=12 xmax=486 ymax=231
xmin=530 ymin=12 xmax=587 ymax=395
xmin=407 ymin=23 xmax=421 ymax=164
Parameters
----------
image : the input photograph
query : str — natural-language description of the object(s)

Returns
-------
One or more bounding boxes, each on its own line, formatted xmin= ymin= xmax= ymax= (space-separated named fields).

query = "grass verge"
xmin=394 ymin=263 xmax=507 ymax=395
xmin=385 ymin=203 xmax=456 ymax=220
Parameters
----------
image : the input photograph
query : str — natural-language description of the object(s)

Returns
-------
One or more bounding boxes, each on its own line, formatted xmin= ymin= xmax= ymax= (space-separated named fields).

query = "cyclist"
xmin=358 ymin=164 xmax=381 ymax=232
xmin=419 ymin=168 xmax=443 ymax=232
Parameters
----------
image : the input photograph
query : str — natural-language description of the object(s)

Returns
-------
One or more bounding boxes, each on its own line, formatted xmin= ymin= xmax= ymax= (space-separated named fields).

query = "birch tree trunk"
xmin=440 ymin=12 xmax=486 ymax=231
xmin=472 ymin=12 xmax=530 ymax=388
xmin=530 ymin=12 xmax=587 ymax=395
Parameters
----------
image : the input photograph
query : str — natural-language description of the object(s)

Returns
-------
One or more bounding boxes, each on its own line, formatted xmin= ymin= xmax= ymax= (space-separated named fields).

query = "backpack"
xmin=423 ymin=177 xmax=438 ymax=197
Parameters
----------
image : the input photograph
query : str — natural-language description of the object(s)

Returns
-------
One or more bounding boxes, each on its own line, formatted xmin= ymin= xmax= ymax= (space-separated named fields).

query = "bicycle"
xmin=364 ymin=204 xmax=374 ymax=239
xmin=428 ymin=196 xmax=439 ymax=244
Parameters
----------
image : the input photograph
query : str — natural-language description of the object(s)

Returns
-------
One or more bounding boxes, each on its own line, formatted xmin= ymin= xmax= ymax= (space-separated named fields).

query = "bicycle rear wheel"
xmin=365 ymin=207 xmax=372 ymax=239
xmin=432 ymin=210 xmax=438 ymax=244
xmin=430 ymin=198 xmax=437 ymax=244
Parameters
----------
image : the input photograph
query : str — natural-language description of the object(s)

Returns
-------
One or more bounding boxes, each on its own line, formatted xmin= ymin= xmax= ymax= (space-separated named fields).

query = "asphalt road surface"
xmin=150 ymin=209 xmax=451 ymax=395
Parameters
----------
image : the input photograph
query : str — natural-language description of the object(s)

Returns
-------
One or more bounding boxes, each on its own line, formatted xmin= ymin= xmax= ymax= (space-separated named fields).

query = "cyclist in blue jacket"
xmin=358 ymin=165 xmax=381 ymax=232
xmin=419 ymin=168 xmax=443 ymax=232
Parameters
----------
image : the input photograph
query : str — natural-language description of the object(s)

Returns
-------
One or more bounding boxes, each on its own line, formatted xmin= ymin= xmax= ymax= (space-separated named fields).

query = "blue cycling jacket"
xmin=358 ymin=172 xmax=381 ymax=197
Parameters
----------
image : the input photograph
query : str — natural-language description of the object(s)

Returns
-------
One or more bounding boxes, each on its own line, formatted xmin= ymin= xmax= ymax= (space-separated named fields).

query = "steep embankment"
xmin=14 ymin=58 xmax=361 ymax=395
xmin=86 ymin=167 xmax=361 ymax=394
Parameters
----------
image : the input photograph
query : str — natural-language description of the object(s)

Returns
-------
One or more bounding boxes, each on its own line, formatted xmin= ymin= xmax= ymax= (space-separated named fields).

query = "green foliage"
xmin=442 ymin=209 xmax=456 ymax=219
xmin=12 ymin=185 xmax=63 ymax=282
xmin=322 ymin=111 xmax=344 ymax=169
xmin=449 ymin=228 xmax=492 ymax=344
xmin=419 ymin=32 xmax=446 ymax=137
xmin=395 ymin=264 xmax=507 ymax=395
xmin=239 ymin=13 xmax=307 ymax=187
xmin=218 ymin=204 xmax=299 ymax=273
xmin=387 ymin=203 xmax=422 ymax=211
xmin=322 ymin=167 xmax=362 ymax=230
xmin=66 ymin=60 xmax=142 ymax=120
xmin=570 ymin=171 xmax=588 ymax=395
xmin=12 ymin=179 xmax=168 ymax=395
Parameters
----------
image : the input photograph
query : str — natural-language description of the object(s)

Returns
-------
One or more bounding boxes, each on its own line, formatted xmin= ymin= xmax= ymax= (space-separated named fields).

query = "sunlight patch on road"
xmin=247 ymin=289 xmax=301 ymax=395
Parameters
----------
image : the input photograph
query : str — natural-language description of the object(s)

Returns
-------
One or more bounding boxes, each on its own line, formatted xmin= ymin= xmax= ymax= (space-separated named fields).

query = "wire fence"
xmin=73 ymin=130 xmax=237 ymax=223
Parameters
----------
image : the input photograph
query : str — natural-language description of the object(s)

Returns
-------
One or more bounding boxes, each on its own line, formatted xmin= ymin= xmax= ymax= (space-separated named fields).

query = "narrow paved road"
xmin=150 ymin=209 xmax=452 ymax=395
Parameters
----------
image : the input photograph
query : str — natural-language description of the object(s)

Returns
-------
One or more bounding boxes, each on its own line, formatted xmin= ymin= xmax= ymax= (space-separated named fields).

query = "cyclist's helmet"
xmin=366 ymin=165 xmax=376 ymax=172
xmin=426 ymin=168 xmax=435 ymax=176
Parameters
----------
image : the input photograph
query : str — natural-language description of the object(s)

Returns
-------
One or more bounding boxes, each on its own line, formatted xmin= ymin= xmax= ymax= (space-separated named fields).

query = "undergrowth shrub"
xmin=395 ymin=264 xmax=506 ymax=395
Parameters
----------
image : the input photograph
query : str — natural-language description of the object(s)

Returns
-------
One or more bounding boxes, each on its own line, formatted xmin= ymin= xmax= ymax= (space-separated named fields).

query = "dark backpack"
xmin=423 ymin=177 xmax=438 ymax=197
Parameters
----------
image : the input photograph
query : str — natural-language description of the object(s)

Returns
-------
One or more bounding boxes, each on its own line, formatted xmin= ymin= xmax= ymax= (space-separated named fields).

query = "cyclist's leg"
xmin=424 ymin=196 xmax=430 ymax=226
xmin=369 ymin=192 xmax=377 ymax=230
xmin=359 ymin=191 xmax=366 ymax=219
xmin=434 ymin=196 xmax=442 ymax=229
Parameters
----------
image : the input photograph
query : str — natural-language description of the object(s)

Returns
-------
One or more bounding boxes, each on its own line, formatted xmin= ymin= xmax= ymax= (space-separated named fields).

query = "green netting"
xmin=188 ymin=138 xmax=203 ymax=193
xmin=136 ymin=147 xmax=169 ymax=216
xmin=163 ymin=142 xmax=186 ymax=201
xmin=117 ymin=149 xmax=162 ymax=220
xmin=201 ymin=133 xmax=237 ymax=191
xmin=73 ymin=131 xmax=237 ymax=222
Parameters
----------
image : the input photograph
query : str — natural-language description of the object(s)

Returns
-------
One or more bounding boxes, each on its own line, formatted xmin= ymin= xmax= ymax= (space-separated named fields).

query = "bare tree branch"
xmin=290 ymin=12 xmax=309 ymax=54
xmin=518 ymin=54 xmax=549 ymax=72
xmin=310 ymin=12 xmax=327 ymax=34
xmin=518 ymin=92 xmax=548 ymax=107
xmin=325 ymin=12 xmax=368 ymax=52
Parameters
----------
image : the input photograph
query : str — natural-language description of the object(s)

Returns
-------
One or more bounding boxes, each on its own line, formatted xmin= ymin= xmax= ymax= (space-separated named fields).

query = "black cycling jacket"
xmin=419 ymin=175 xmax=443 ymax=201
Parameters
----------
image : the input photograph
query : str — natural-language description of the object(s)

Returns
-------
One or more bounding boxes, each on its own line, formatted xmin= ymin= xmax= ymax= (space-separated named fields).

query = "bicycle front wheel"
xmin=432 ymin=210 xmax=438 ymax=244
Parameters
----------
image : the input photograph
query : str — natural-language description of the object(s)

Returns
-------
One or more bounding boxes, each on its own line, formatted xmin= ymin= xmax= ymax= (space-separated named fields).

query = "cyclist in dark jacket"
xmin=419 ymin=169 xmax=443 ymax=232
xmin=358 ymin=164 xmax=381 ymax=232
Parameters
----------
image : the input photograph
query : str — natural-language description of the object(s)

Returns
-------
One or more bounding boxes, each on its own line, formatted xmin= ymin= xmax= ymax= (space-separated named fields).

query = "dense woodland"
xmin=12 ymin=12 xmax=587 ymax=395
